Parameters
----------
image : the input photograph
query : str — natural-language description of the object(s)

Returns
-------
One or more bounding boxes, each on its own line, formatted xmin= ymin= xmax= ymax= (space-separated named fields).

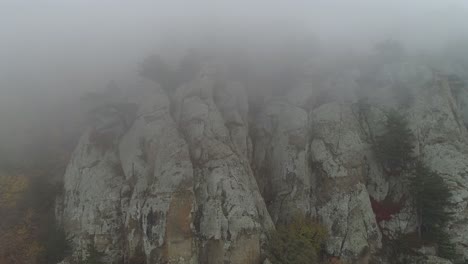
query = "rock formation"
xmin=59 ymin=58 xmax=468 ymax=264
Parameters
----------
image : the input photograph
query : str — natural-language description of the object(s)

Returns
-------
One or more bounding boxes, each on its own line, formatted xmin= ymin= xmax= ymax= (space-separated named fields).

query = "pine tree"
xmin=436 ymin=231 xmax=456 ymax=260
xmin=410 ymin=162 xmax=455 ymax=259
xmin=375 ymin=110 xmax=415 ymax=174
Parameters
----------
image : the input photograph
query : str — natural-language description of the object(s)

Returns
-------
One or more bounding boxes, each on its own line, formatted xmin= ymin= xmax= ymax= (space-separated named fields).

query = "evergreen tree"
xmin=436 ymin=231 xmax=456 ymax=260
xmin=373 ymin=110 xmax=456 ymax=260
xmin=375 ymin=110 xmax=415 ymax=173
xmin=410 ymin=162 xmax=455 ymax=259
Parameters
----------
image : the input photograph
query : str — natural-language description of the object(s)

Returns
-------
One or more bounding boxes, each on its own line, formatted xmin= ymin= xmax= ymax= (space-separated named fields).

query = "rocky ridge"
xmin=59 ymin=59 xmax=468 ymax=263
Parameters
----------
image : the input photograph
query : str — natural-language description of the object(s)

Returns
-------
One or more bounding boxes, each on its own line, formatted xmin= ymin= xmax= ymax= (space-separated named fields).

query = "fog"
xmin=2 ymin=0 xmax=467 ymax=95
xmin=1 ymin=0 xmax=468 ymax=167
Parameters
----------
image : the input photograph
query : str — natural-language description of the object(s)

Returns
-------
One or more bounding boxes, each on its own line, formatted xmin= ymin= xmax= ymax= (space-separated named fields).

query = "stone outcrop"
xmin=171 ymin=67 xmax=273 ymax=264
xmin=61 ymin=87 xmax=197 ymax=263
xmin=61 ymin=68 xmax=273 ymax=263
xmin=59 ymin=59 xmax=468 ymax=263
xmin=425 ymin=256 xmax=453 ymax=264
xmin=408 ymin=75 xmax=468 ymax=260
xmin=308 ymin=103 xmax=382 ymax=258
xmin=251 ymin=100 xmax=311 ymax=223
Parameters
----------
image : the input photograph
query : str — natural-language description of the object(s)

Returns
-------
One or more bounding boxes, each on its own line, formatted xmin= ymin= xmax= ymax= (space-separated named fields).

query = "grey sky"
xmin=0 ymin=0 xmax=467 ymax=98
xmin=0 ymin=0 xmax=468 ymax=156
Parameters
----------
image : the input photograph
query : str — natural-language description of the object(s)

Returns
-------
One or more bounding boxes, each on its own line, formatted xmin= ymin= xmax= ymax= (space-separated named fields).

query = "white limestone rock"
xmin=252 ymin=100 xmax=312 ymax=223
xmin=171 ymin=67 xmax=274 ymax=263
xmin=408 ymin=77 xmax=468 ymax=260
xmin=309 ymin=103 xmax=381 ymax=260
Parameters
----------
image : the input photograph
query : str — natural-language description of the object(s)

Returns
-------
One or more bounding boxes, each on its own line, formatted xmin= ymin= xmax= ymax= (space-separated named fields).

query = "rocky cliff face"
xmin=59 ymin=59 xmax=468 ymax=263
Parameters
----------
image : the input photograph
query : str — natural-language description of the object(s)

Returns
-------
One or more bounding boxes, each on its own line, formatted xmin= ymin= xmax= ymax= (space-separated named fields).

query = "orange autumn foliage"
xmin=0 ymin=174 xmax=43 ymax=264
xmin=0 ymin=174 xmax=28 ymax=208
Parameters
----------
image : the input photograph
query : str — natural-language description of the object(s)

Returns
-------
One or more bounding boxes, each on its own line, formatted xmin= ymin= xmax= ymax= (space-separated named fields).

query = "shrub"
xmin=267 ymin=213 xmax=327 ymax=264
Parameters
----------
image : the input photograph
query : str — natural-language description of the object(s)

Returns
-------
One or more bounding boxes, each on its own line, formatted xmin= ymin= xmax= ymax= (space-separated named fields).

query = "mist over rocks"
xmin=2 ymin=1 xmax=468 ymax=264
xmin=57 ymin=43 xmax=468 ymax=263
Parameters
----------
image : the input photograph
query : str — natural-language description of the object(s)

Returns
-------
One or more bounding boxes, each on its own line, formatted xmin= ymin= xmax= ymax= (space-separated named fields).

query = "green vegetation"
xmin=0 ymin=174 xmax=71 ymax=264
xmin=0 ymin=134 xmax=74 ymax=264
xmin=385 ymin=232 xmax=421 ymax=264
xmin=411 ymin=163 xmax=452 ymax=241
xmin=410 ymin=162 xmax=455 ymax=259
xmin=437 ymin=231 xmax=457 ymax=261
xmin=267 ymin=214 xmax=327 ymax=264
xmin=373 ymin=109 xmax=456 ymax=261
xmin=374 ymin=110 xmax=415 ymax=174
